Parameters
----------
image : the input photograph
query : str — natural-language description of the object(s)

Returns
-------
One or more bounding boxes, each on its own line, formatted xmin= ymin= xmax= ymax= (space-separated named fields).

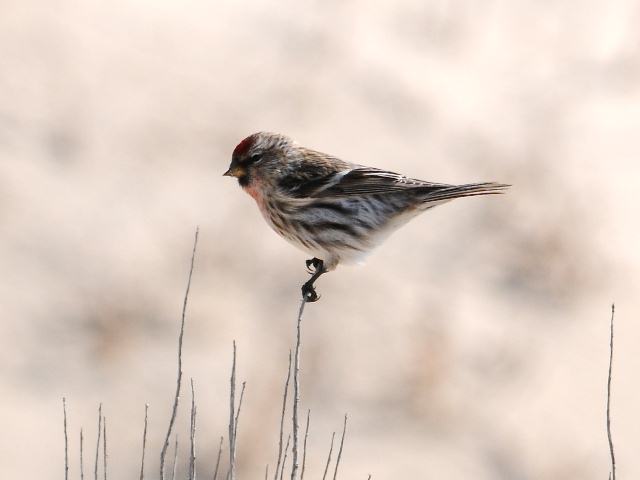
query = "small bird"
xmin=224 ymin=132 xmax=508 ymax=302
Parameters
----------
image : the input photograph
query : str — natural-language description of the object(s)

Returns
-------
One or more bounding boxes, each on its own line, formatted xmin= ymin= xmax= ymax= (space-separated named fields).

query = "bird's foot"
xmin=305 ymin=257 xmax=323 ymax=274
xmin=302 ymin=258 xmax=325 ymax=302
xmin=301 ymin=281 xmax=320 ymax=302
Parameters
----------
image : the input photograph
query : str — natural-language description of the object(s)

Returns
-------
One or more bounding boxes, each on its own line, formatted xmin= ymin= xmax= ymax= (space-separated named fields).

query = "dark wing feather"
xmin=278 ymin=170 xmax=341 ymax=198
xmin=278 ymin=165 xmax=438 ymax=198
xmin=312 ymin=168 xmax=452 ymax=197
xmin=278 ymin=163 xmax=509 ymax=200
xmin=276 ymin=152 xmax=351 ymax=198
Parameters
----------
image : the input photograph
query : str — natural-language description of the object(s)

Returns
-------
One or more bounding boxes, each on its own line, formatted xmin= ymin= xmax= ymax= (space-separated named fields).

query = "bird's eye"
xmin=247 ymin=153 xmax=263 ymax=164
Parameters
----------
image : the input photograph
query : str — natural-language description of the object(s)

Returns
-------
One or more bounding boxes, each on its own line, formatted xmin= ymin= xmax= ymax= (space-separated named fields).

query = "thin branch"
xmin=300 ymin=410 xmax=310 ymax=480
xmin=103 ymin=416 xmax=107 ymax=480
xmin=189 ymin=379 xmax=197 ymax=480
xmin=63 ymin=398 xmax=69 ymax=480
xmin=332 ymin=415 xmax=347 ymax=480
xmin=228 ymin=341 xmax=238 ymax=480
xmin=212 ymin=436 xmax=223 ymax=480
xmin=274 ymin=352 xmax=292 ymax=480
xmin=94 ymin=404 xmax=102 ymax=480
xmin=607 ymin=304 xmax=616 ymax=480
xmin=170 ymin=436 xmax=178 ymax=480
xmin=291 ymin=298 xmax=306 ymax=480
xmin=264 ymin=464 xmax=269 ymax=480
xmin=321 ymin=432 xmax=336 ymax=480
xmin=80 ymin=428 xmax=84 ymax=480
xmin=279 ymin=435 xmax=291 ymax=480
xmin=192 ymin=407 xmax=198 ymax=480
xmin=139 ymin=404 xmax=149 ymax=480
xmin=234 ymin=382 xmax=247 ymax=442
xmin=160 ymin=227 xmax=199 ymax=480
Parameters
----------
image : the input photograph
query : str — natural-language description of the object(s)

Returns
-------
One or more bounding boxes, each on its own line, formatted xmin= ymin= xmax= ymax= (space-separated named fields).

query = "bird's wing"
xmin=279 ymin=165 xmax=452 ymax=198
xmin=313 ymin=167 xmax=453 ymax=196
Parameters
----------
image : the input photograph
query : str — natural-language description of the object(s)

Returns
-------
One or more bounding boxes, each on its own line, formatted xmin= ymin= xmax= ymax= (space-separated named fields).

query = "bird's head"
xmin=224 ymin=132 xmax=296 ymax=188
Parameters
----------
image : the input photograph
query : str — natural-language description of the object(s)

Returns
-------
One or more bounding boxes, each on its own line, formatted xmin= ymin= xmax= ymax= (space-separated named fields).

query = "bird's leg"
xmin=305 ymin=257 xmax=323 ymax=274
xmin=302 ymin=258 xmax=326 ymax=302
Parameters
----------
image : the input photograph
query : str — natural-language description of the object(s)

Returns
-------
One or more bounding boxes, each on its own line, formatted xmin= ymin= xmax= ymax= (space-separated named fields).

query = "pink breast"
xmin=243 ymin=182 xmax=266 ymax=210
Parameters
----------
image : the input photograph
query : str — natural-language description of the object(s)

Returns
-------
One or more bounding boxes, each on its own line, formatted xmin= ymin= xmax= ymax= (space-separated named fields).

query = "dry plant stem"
xmin=264 ymin=465 xmax=269 ymax=480
xmin=607 ymin=304 xmax=616 ymax=480
xmin=191 ymin=407 xmax=198 ymax=480
xmin=332 ymin=415 xmax=347 ymax=480
xmin=234 ymin=382 xmax=247 ymax=442
xmin=80 ymin=428 xmax=85 ymax=480
xmin=139 ymin=404 xmax=149 ymax=480
xmin=228 ymin=342 xmax=238 ymax=480
xmin=225 ymin=349 xmax=247 ymax=480
xmin=291 ymin=298 xmax=306 ymax=480
xmin=280 ymin=435 xmax=291 ymax=480
xmin=63 ymin=398 xmax=69 ymax=480
xmin=160 ymin=227 xmax=199 ymax=480
xmin=170 ymin=436 xmax=178 ymax=480
xmin=103 ymin=417 xmax=107 ymax=480
xmin=189 ymin=379 xmax=197 ymax=480
xmin=321 ymin=432 xmax=336 ymax=480
xmin=94 ymin=404 xmax=102 ymax=480
xmin=212 ymin=436 xmax=223 ymax=480
xmin=300 ymin=410 xmax=310 ymax=480
xmin=274 ymin=352 xmax=292 ymax=480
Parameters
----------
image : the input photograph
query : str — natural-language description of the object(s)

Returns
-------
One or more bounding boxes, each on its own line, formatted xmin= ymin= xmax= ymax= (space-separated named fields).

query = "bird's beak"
xmin=223 ymin=165 xmax=245 ymax=178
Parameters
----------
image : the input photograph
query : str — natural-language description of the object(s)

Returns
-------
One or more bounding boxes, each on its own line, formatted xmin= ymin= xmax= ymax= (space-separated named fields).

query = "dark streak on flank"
xmin=308 ymin=201 xmax=355 ymax=216
xmin=299 ymin=220 xmax=363 ymax=240
xmin=294 ymin=234 xmax=312 ymax=249
xmin=354 ymin=217 xmax=376 ymax=231
xmin=273 ymin=199 xmax=294 ymax=216
xmin=271 ymin=215 xmax=285 ymax=232
xmin=314 ymin=236 xmax=363 ymax=252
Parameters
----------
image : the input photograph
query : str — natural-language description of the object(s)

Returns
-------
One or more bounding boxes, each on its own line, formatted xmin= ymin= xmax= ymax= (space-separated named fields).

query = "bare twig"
xmin=63 ymin=398 xmax=69 ymax=480
xmin=189 ymin=379 xmax=197 ymax=480
xmin=300 ymin=410 xmax=310 ymax=480
xmin=192 ymin=407 xmax=198 ymax=480
xmin=332 ymin=415 xmax=347 ymax=480
xmin=321 ymin=432 xmax=336 ymax=480
xmin=103 ymin=416 xmax=107 ymax=480
xmin=170 ymin=436 xmax=178 ymax=480
xmin=160 ymin=227 xmax=199 ymax=480
xmin=228 ymin=341 xmax=237 ymax=480
xmin=274 ymin=352 xmax=292 ymax=480
xmin=291 ymin=298 xmax=306 ymax=480
xmin=234 ymin=381 xmax=247 ymax=442
xmin=212 ymin=436 xmax=223 ymax=480
xmin=607 ymin=304 xmax=616 ymax=480
xmin=80 ymin=428 xmax=84 ymax=480
xmin=94 ymin=404 xmax=102 ymax=480
xmin=139 ymin=404 xmax=149 ymax=480
xmin=280 ymin=435 xmax=291 ymax=480
xmin=264 ymin=464 xmax=269 ymax=480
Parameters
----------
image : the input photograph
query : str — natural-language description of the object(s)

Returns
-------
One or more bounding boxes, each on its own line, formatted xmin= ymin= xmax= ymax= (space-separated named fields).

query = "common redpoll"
xmin=224 ymin=132 xmax=508 ymax=302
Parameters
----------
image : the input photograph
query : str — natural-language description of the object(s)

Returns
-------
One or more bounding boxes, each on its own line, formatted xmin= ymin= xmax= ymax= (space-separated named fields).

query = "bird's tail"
xmin=418 ymin=182 xmax=510 ymax=204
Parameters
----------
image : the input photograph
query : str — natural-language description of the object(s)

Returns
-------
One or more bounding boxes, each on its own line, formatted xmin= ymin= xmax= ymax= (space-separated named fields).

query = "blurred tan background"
xmin=2 ymin=0 xmax=640 ymax=478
